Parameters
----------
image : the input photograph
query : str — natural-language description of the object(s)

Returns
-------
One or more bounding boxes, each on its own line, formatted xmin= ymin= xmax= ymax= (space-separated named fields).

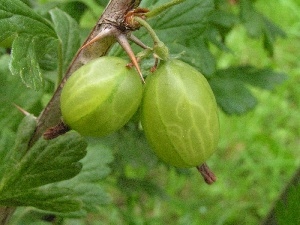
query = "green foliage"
xmin=210 ymin=66 xmax=287 ymax=114
xmin=0 ymin=0 xmax=56 ymax=89
xmin=0 ymin=0 xmax=298 ymax=224
xmin=0 ymin=115 xmax=87 ymax=212
xmin=0 ymin=0 xmax=81 ymax=89
xmin=275 ymin=183 xmax=300 ymax=225
xmin=0 ymin=115 xmax=113 ymax=216
xmin=0 ymin=54 xmax=43 ymax=130
xmin=49 ymin=8 xmax=81 ymax=78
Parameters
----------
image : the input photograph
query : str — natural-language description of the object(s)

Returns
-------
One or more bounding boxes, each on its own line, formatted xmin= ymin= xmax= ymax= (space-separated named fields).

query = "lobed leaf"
xmin=0 ymin=0 xmax=82 ymax=90
xmin=169 ymin=40 xmax=216 ymax=77
xmin=0 ymin=187 xmax=81 ymax=213
xmin=142 ymin=0 xmax=214 ymax=42
xmin=0 ymin=55 xmax=43 ymax=129
xmin=42 ymin=138 xmax=114 ymax=216
xmin=0 ymin=0 xmax=55 ymax=40
xmin=214 ymin=66 xmax=288 ymax=90
xmin=10 ymin=34 xmax=43 ymax=90
xmin=240 ymin=0 xmax=286 ymax=56
xmin=209 ymin=66 xmax=287 ymax=114
xmin=49 ymin=8 xmax=81 ymax=75
xmin=209 ymin=77 xmax=257 ymax=115
xmin=0 ymin=128 xmax=87 ymax=209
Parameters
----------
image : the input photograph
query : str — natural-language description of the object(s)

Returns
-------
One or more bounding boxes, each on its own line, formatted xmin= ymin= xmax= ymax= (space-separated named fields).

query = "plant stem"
xmin=133 ymin=17 xmax=161 ymax=45
xmin=145 ymin=0 xmax=187 ymax=18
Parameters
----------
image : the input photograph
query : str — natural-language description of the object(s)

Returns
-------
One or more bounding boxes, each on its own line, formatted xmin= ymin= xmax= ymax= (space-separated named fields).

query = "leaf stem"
xmin=145 ymin=0 xmax=187 ymax=18
xmin=133 ymin=17 xmax=161 ymax=45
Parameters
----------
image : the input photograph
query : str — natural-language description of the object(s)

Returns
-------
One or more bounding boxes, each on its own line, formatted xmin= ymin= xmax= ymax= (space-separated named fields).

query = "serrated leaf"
xmin=10 ymin=34 xmax=44 ymax=90
xmin=203 ymin=27 xmax=231 ymax=52
xmin=240 ymin=0 xmax=285 ymax=55
xmin=0 ymin=187 xmax=81 ymax=213
xmin=145 ymin=0 xmax=214 ymax=42
xmin=209 ymin=77 xmax=257 ymax=114
xmin=0 ymin=55 xmax=43 ymax=129
xmin=0 ymin=0 xmax=55 ymax=40
xmin=167 ymin=40 xmax=216 ymax=77
xmin=0 ymin=0 xmax=59 ymax=90
xmin=208 ymin=10 xmax=239 ymax=29
xmin=35 ymin=36 xmax=58 ymax=71
xmin=0 ymin=131 xmax=87 ymax=199
xmin=214 ymin=66 xmax=288 ymax=90
xmin=40 ymin=138 xmax=114 ymax=216
xmin=210 ymin=61 xmax=287 ymax=114
xmin=0 ymin=115 xmax=37 ymax=180
xmin=49 ymin=8 xmax=81 ymax=75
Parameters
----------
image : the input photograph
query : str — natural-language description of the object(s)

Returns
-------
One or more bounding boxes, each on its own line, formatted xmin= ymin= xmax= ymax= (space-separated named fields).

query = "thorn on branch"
xmin=116 ymin=33 xmax=145 ymax=83
xmin=79 ymin=29 xmax=112 ymax=51
xmin=13 ymin=103 xmax=33 ymax=117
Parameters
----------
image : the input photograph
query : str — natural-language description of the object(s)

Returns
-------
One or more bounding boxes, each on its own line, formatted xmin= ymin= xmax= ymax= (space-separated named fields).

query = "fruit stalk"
xmin=133 ymin=17 xmax=169 ymax=60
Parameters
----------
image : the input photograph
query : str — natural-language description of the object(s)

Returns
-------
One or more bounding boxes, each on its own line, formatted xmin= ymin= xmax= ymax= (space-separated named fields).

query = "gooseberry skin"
xmin=141 ymin=59 xmax=219 ymax=168
xmin=60 ymin=56 xmax=143 ymax=137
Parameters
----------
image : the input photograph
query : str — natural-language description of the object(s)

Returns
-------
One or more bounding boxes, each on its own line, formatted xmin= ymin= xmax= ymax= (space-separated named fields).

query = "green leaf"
xmin=35 ymin=36 xmax=58 ymax=71
xmin=214 ymin=66 xmax=288 ymax=90
xmin=169 ymin=40 xmax=216 ymax=77
xmin=144 ymin=0 xmax=214 ymax=42
xmin=0 ymin=129 xmax=15 ymax=174
xmin=0 ymin=54 xmax=43 ymax=129
xmin=275 ymin=184 xmax=300 ymax=225
xmin=208 ymin=65 xmax=287 ymax=114
xmin=0 ymin=0 xmax=58 ymax=90
xmin=0 ymin=0 xmax=55 ymax=40
xmin=0 ymin=128 xmax=87 ymax=209
xmin=42 ymin=138 xmax=113 ymax=216
xmin=49 ymin=8 xmax=81 ymax=75
xmin=58 ymin=1 xmax=88 ymax=23
xmin=208 ymin=10 xmax=238 ymax=29
xmin=262 ymin=16 xmax=286 ymax=56
xmin=209 ymin=77 xmax=257 ymax=114
xmin=10 ymin=34 xmax=44 ymax=90
xmin=0 ymin=187 xmax=81 ymax=213
xmin=239 ymin=0 xmax=285 ymax=56
xmin=1 ymin=114 xmax=37 ymax=177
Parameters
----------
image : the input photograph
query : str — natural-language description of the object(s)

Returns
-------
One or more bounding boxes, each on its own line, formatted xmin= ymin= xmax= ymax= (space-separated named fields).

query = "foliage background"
xmin=0 ymin=0 xmax=299 ymax=224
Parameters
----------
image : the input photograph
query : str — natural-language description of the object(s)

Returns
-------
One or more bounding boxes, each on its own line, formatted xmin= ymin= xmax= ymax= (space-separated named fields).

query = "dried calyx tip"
xmin=196 ymin=163 xmax=217 ymax=185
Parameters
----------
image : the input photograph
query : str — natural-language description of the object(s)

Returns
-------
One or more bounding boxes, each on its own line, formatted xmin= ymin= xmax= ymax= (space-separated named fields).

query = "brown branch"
xmin=0 ymin=1 xmax=142 ymax=224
